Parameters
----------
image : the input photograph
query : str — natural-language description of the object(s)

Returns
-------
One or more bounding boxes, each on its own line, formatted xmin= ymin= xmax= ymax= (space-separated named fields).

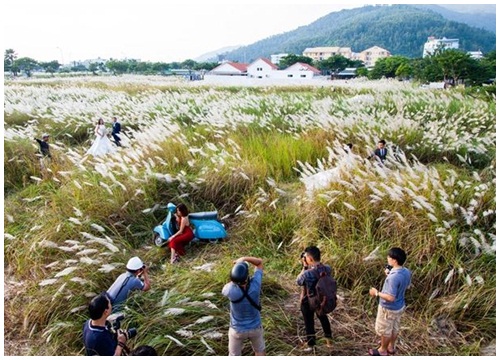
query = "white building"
xmin=270 ymin=53 xmax=289 ymax=65
xmin=271 ymin=62 xmax=321 ymax=79
xmin=303 ymin=47 xmax=353 ymax=61
xmin=467 ymin=51 xmax=484 ymax=60
xmin=208 ymin=61 xmax=248 ymax=76
xmin=357 ymin=46 xmax=391 ymax=68
xmin=247 ymin=58 xmax=278 ymax=78
xmin=423 ymin=37 xmax=459 ymax=57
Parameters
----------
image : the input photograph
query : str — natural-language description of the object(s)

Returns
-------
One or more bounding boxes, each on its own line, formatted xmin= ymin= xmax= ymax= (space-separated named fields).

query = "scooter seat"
xmin=189 ymin=211 xmax=218 ymax=221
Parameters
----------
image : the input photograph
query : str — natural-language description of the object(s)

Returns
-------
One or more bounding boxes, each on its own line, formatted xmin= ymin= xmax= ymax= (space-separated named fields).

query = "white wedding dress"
xmin=302 ymin=149 xmax=357 ymax=197
xmin=86 ymin=124 xmax=116 ymax=156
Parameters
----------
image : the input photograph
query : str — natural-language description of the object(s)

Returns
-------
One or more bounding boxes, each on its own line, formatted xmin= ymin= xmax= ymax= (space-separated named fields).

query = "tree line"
xmin=4 ymin=48 xmax=496 ymax=87
xmin=3 ymin=49 xmax=219 ymax=77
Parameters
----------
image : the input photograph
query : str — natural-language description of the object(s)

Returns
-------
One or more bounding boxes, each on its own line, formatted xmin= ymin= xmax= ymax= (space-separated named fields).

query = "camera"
xmin=300 ymin=252 xmax=306 ymax=260
xmin=107 ymin=314 xmax=137 ymax=341
xmin=384 ymin=264 xmax=393 ymax=272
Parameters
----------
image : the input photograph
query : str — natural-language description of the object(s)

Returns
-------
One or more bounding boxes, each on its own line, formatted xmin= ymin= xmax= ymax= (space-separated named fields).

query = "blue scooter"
xmin=153 ymin=203 xmax=227 ymax=247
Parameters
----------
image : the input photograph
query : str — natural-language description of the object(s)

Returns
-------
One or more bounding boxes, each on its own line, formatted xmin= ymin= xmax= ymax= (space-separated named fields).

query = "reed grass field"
xmin=3 ymin=75 xmax=496 ymax=356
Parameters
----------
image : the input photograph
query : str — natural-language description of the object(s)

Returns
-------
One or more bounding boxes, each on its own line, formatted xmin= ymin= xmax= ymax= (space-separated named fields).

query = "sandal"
xmin=368 ymin=348 xmax=387 ymax=356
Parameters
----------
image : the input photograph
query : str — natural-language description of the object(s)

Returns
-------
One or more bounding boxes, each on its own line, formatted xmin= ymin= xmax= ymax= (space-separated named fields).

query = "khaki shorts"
xmin=375 ymin=305 xmax=405 ymax=337
xmin=228 ymin=326 xmax=265 ymax=356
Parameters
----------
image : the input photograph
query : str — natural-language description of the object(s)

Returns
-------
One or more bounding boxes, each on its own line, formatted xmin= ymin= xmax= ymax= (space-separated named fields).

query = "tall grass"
xmin=4 ymin=77 xmax=495 ymax=355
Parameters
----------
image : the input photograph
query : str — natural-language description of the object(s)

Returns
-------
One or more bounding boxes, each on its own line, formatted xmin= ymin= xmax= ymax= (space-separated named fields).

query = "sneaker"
xmin=301 ymin=344 xmax=315 ymax=353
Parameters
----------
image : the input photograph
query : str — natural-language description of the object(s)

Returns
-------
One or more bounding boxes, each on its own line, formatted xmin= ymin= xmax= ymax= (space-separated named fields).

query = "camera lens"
xmin=127 ymin=328 xmax=138 ymax=339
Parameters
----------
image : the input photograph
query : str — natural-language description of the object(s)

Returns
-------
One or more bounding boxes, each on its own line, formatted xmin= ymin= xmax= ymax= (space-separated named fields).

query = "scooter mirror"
xmin=167 ymin=203 xmax=176 ymax=212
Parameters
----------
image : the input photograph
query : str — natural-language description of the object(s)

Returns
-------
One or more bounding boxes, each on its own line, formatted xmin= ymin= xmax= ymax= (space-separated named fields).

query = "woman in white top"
xmin=86 ymin=118 xmax=116 ymax=156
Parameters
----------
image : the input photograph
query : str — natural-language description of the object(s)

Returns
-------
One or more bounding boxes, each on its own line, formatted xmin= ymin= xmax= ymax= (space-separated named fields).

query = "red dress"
xmin=168 ymin=217 xmax=194 ymax=256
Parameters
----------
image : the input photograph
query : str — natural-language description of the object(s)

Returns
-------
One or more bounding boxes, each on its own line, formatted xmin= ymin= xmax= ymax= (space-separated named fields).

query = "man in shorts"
xmin=368 ymin=247 xmax=411 ymax=356
xmin=222 ymin=256 xmax=265 ymax=356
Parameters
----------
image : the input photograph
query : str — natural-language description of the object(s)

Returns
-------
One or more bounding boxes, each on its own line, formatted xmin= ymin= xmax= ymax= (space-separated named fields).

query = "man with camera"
xmin=368 ymin=247 xmax=411 ymax=356
xmin=107 ymin=256 xmax=151 ymax=311
xmin=222 ymin=256 xmax=265 ymax=356
xmin=296 ymin=246 xmax=333 ymax=352
xmin=83 ymin=292 xmax=129 ymax=356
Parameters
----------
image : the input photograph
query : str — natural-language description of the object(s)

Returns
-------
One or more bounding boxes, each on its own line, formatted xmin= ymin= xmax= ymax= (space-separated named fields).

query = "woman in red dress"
xmin=168 ymin=203 xmax=194 ymax=264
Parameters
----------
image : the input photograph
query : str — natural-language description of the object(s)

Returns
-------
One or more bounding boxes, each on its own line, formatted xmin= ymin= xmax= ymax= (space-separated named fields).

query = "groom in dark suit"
xmin=368 ymin=139 xmax=387 ymax=163
xmin=111 ymin=117 xmax=121 ymax=146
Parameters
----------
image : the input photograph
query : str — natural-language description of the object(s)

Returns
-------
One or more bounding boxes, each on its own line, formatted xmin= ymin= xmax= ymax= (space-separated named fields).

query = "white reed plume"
xmin=51 ymin=282 xmax=67 ymax=302
xmin=194 ymin=315 xmax=214 ymax=324
xmin=39 ymin=278 xmax=58 ymax=286
xmin=175 ymin=329 xmax=193 ymax=338
xmin=73 ymin=180 xmax=83 ymax=190
xmin=192 ymin=262 xmax=216 ymax=272
xmin=54 ymin=267 xmax=78 ymax=278
xmin=68 ymin=217 xmax=82 ymax=225
xmin=70 ymin=277 xmax=88 ymax=284
xmin=98 ymin=264 xmax=117 ymax=273
xmin=201 ymin=331 xmax=223 ymax=339
xmin=363 ymin=246 xmax=380 ymax=261
xmin=444 ymin=269 xmax=454 ymax=284
xmin=164 ymin=334 xmax=185 ymax=347
xmin=200 ymin=337 xmax=216 ymax=354
xmin=343 ymin=202 xmax=356 ymax=211
xmin=80 ymin=257 xmax=101 ymax=265
xmin=45 ymin=261 xmax=60 ymax=268
xmin=160 ymin=290 xmax=170 ymax=307
xmin=90 ymin=223 xmax=106 ymax=233
xmin=164 ymin=308 xmax=186 ymax=316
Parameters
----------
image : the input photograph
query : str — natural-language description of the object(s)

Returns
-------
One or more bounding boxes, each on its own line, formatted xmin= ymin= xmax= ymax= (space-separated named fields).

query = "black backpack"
xmin=231 ymin=279 xmax=262 ymax=311
xmin=306 ymin=266 xmax=337 ymax=316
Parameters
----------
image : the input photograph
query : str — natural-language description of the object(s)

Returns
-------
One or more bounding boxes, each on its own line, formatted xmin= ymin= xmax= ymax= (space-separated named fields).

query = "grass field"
xmin=4 ymin=75 xmax=496 ymax=355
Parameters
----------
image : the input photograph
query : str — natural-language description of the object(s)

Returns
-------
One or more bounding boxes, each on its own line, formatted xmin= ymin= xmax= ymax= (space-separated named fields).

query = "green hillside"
xmin=223 ymin=5 xmax=496 ymax=62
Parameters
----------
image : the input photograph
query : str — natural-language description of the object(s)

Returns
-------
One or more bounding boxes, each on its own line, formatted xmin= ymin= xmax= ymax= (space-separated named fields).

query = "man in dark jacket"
xmin=34 ymin=133 xmax=51 ymax=158
xmin=111 ymin=116 xmax=122 ymax=146
xmin=368 ymin=139 xmax=387 ymax=163
xmin=83 ymin=292 xmax=128 ymax=356
xmin=296 ymin=246 xmax=333 ymax=352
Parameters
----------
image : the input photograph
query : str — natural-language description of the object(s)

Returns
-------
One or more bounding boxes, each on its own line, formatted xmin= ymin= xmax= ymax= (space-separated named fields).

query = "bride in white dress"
xmin=301 ymin=144 xmax=357 ymax=197
xmin=86 ymin=118 xmax=116 ymax=156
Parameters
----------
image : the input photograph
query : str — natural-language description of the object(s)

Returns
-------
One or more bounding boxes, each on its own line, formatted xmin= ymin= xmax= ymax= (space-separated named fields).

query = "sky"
xmin=2 ymin=0 xmax=497 ymax=64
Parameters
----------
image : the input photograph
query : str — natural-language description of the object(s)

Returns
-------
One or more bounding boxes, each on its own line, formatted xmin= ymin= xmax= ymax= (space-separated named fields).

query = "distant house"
xmin=423 ymin=37 xmax=459 ymax=57
xmin=357 ymin=46 xmax=391 ymax=68
xmin=267 ymin=62 xmax=321 ymax=79
xmin=303 ymin=47 xmax=353 ymax=61
xmin=209 ymin=61 xmax=248 ymax=76
xmin=467 ymin=51 xmax=484 ymax=60
xmin=332 ymin=67 xmax=357 ymax=80
xmin=247 ymin=58 xmax=278 ymax=78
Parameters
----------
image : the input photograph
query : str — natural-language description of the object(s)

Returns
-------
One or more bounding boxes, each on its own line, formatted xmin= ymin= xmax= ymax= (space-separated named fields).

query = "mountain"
xmin=194 ymin=45 xmax=241 ymax=62
xmin=412 ymin=4 xmax=496 ymax=33
xmin=436 ymin=5 xmax=496 ymax=14
xmin=221 ymin=4 xmax=496 ymax=62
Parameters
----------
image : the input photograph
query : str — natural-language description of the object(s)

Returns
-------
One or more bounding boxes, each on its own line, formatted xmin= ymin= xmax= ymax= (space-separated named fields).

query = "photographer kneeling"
xmin=83 ymin=292 xmax=129 ymax=356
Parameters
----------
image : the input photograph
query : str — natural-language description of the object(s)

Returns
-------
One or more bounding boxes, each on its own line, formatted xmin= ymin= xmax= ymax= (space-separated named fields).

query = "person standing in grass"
xmin=107 ymin=256 xmax=150 ymax=312
xmin=34 ymin=133 xmax=52 ymax=158
xmin=367 ymin=139 xmax=387 ymax=164
xmin=296 ymin=246 xmax=333 ymax=352
xmin=368 ymin=247 xmax=411 ymax=356
xmin=167 ymin=203 xmax=194 ymax=264
xmin=111 ymin=116 xmax=122 ymax=147
xmin=222 ymin=257 xmax=265 ymax=356
xmin=34 ymin=133 xmax=52 ymax=171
